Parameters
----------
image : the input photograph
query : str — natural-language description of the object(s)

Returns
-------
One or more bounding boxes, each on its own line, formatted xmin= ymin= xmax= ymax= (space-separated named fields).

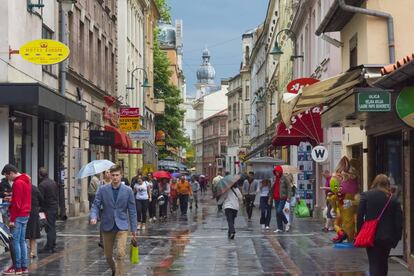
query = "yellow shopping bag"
xmin=130 ymin=239 xmax=139 ymax=265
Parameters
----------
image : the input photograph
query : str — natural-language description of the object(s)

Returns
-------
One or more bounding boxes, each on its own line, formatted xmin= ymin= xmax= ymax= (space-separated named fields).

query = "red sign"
xmin=286 ymin=78 xmax=319 ymax=94
xmin=120 ymin=107 xmax=140 ymax=117
xmin=118 ymin=148 xmax=143 ymax=154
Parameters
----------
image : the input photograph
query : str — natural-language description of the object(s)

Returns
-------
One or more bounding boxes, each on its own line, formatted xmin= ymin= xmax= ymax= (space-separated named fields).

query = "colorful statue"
xmin=328 ymin=156 xmax=360 ymax=243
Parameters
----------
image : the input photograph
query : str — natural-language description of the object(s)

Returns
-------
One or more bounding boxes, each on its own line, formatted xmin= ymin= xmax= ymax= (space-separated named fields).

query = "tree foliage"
xmin=153 ymin=4 xmax=187 ymax=160
xmin=154 ymin=0 xmax=171 ymax=22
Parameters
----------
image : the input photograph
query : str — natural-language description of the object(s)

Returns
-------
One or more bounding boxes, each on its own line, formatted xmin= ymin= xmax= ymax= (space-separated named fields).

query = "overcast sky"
xmin=168 ymin=0 xmax=269 ymax=96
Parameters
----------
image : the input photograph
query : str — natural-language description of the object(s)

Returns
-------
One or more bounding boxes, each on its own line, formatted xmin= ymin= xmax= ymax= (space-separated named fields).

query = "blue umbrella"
xmin=171 ymin=172 xmax=181 ymax=178
xmin=76 ymin=159 xmax=115 ymax=179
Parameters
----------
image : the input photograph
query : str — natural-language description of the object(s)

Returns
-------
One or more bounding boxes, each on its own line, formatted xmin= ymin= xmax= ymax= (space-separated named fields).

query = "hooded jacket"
xmin=9 ymin=173 xmax=32 ymax=223
xmin=269 ymin=166 xmax=291 ymax=201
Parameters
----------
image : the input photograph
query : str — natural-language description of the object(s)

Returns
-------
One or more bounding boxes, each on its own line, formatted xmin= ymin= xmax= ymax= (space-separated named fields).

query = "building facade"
xmin=201 ymin=110 xmax=228 ymax=178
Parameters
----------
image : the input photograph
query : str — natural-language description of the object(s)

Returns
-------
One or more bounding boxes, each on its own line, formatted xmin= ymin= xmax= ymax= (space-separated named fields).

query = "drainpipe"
xmin=59 ymin=4 xmax=68 ymax=96
xmin=337 ymin=0 xmax=395 ymax=63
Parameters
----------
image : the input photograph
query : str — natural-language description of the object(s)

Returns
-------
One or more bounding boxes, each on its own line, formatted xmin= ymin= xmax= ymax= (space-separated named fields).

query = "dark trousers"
xmin=44 ymin=209 xmax=57 ymax=250
xmin=366 ymin=244 xmax=391 ymax=276
xmin=245 ymin=195 xmax=255 ymax=219
xmin=136 ymin=199 xmax=149 ymax=223
xmin=274 ymin=200 xmax=288 ymax=230
xmin=159 ymin=195 xmax=168 ymax=218
xmin=88 ymin=194 xmax=95 ymax=210
xmin=179 ymin=194 xmax=189 ymax=215
xmin=225 ymin=208 xmax=238 ymax=235
xmin=260 ymin=196 xmax=272 ymax=227
xmin=149 ymin=198 xmax=157 ymax=218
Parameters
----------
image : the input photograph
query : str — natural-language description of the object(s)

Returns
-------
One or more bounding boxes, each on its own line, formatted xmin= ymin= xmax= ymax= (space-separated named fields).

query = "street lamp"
xmin=126 ymin=67 xmax=151 ymax=90
xmin=270 ymin=29 xmax=304 ymax=61
xmin=58 ymin=0 xmax=77 ymax=13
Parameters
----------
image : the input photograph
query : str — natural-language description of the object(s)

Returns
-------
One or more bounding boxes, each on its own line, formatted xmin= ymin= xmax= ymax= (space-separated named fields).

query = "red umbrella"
xmin=153 ymin=170 xmax=172 ymax=179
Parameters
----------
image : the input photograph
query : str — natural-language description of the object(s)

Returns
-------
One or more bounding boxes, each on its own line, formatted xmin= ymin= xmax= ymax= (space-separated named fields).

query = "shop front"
xmin=0 ymin=83 xmax=86 ymax=218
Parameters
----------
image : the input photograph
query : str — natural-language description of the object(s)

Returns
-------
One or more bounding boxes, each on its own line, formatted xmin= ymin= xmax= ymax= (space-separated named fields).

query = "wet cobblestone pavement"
xmin=1 ymin=195 xmax=412 ymax=275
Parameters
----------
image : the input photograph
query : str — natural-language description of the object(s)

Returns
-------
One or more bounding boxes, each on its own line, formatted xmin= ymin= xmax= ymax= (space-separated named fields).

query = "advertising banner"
xmin=119 ymin=108 xmax=140 ymax=131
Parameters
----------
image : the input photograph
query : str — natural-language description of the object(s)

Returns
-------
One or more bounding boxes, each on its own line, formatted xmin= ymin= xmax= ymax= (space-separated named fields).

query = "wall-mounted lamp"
xmin=270 ymin=29 xmax=304 ymax=61
xmin=126 ymin=67 xmax=151 ymax=90
xmin=27 ymin=0 xmax=45 ymax=12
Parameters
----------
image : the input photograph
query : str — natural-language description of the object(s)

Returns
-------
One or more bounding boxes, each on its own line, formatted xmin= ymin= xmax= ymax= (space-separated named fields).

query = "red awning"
xmin=272 ymin=107 xmax=323 ymax=147
xmin=104 ymin=125 xmax=129 ymax=149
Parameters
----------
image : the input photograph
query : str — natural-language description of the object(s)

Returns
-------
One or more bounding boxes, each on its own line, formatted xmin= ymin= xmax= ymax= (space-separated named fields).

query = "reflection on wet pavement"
xmin=0 ymin=194 xmax=412 ymax=275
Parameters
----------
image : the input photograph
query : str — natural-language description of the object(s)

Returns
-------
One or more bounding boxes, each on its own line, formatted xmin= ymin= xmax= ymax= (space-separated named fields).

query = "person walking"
xmin=158 ymin=178 xmax=170 ymax=221
xmin=148 ymin=174 xmax=159 ymax=222
xmin=88 ymin=174 xmax=100 ymax=210
xmin=1 ymin=164 xmax=32 ymax=275
xmin=177 ymin=175 xmax=192 ymax=216
xmin=90 ymin=164 xmax=137 ymax=276
xmin=357 ymin=174 xmax=402 ymax=276
xmin=269 ymin=165 xmax=291 ymax=233
xmin=242 ymin=172 xmax=259 ymax=221
xmin=199 ymin=176 xmax=207 ymax=196
xmin=169 ymin=178 xmax=178 ymax=213
xmin=0 ymin=177 xmax=12 ymax=224
xmin=321 ymin=170 xmax=334 ymax=232
xmin=134 ymin=177 xmax=151 ymax=230
xmin=212 ymin=171 xmax=223 ymax=211
xmin=218 ymin=181 xmax=243 ymax=239
xmin=190 ymin=176 xmax=200 ymax=210
xmin=38 ymin=167 xmax=59 ymax=254
xmin=259 ymin=179 xmax=272 ymax=230
xmin=25 ymin=183 xmax=43 ymax=258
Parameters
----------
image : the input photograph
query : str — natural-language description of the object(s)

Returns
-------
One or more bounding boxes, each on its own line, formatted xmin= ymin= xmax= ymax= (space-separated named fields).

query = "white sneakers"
xmin=274 ymin=229 xmax=283 ymax=233
xmin=265 ymin=226 xmax=270 ymax=230
xmin=285 ymin=224 xmax=291 ymax=232
xmin=261 ymin=224 xmax=265 ymax=230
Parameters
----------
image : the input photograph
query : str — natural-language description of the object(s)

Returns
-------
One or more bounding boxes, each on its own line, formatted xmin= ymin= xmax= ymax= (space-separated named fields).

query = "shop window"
xmin=42 ymin=25 xmax=55 ymax=75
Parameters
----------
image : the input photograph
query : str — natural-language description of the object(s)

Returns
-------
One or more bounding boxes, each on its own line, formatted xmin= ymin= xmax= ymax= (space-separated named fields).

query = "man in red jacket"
xmin=1 ymin=164 xmax=32 ymax=275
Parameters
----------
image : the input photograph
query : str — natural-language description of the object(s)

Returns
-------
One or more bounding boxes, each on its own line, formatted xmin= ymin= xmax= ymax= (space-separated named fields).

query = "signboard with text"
xmin=129 ymin=130 xmax=151 ymax=141
xmin=19 ymin=39 xmax=70 ymax=65
xmin=357 ymin=90 xmax=391 ymax=112
xmin=118 ymin=148 xmax=143 ymax=154
xmin=119 ymin=108 xmax=140 ymax=132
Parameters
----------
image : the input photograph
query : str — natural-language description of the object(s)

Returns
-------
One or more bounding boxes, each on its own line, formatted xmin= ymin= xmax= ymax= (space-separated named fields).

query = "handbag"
xmin=354 ymin=195 xmax=392 ymax=248
xmin=130 ymin=239 xmax=139 ymax=264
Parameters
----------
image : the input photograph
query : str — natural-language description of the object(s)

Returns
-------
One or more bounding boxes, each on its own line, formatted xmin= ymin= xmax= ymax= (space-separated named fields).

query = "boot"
xmin=332 ymin=230 xmax=347 ymax=243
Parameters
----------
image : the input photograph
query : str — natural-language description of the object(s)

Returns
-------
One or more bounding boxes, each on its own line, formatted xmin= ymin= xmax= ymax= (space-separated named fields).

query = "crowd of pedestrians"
xmin=0 ymin=164 xmax=59 ymax=275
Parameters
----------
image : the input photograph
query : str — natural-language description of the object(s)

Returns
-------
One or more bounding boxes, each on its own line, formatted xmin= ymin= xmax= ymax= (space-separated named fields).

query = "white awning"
xmin=280 ymin=68 xmax=364 ymax=125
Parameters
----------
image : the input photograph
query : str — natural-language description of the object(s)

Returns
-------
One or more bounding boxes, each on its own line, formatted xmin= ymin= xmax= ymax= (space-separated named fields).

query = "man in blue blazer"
xmin=90 ymin=164 xmax=137 ymax=276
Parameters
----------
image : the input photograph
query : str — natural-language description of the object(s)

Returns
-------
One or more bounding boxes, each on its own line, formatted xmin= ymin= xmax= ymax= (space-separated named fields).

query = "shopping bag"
xmin=294 ymin=199 xmax=310 ymax=218
xmin=39 ymin=212 xmax=47 ymax=231
xmin=130 ymin=239 xmax=139 ymax=264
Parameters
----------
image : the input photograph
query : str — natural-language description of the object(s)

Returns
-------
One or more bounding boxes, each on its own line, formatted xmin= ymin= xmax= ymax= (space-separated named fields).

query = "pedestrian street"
xmin=0 ymin=195 xmax=411 ymax=276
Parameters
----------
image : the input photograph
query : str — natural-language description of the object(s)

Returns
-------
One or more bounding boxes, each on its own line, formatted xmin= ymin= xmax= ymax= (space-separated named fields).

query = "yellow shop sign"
xmin=20 ymin=39 xmax=70 ymax=65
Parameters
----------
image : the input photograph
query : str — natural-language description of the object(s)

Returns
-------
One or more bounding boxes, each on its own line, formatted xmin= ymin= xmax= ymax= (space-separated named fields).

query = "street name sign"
xmin=20 ymin=39 xmax=70 ymax=65
xmin=357 ymin=90 xmax=391 ymax=112
xmin=129 ymin=130 xmax=151 ymax=141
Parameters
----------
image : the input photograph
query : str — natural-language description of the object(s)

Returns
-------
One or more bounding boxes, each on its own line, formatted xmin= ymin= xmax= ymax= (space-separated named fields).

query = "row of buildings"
xmin=184 ymin=0 xmax=414 ymax=269
xmin=0 ymin=0 xmax=185 ymax=218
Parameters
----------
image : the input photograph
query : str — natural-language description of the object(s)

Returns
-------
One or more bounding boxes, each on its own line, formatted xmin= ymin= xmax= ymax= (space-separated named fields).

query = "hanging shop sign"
xmin=89 ymin=130 xmax=115 ymax=146
xmin=119 ymin=107 xmax=140 ymax=132
xmin=396 ymin=86 xmax=414 ymax=128
xmin=143 ymin=164 xmax=155 ymax=175
xmin=311 ymin=145 xmax=328 ymax=163
xmin=155 ymin=130 xmax=166 ymax=147
xmin=286 ymin=78 xmax=319 ymax=94
xmin=118 ymin=148 xmax=143 ymax=154
xmin=357 ymin=90 xmax=391 ymax=112
xmin=19 ymin=39 xmax=70 ymax=65
xmin=128 ymin=130 xmax=151 ymax=141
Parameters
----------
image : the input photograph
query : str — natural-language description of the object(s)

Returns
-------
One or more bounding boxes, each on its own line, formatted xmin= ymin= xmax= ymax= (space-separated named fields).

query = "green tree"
xmin=154 ymin=0 xmax=171 ymax=22
xmin=153 ymin=15 xmax=187 ymax=159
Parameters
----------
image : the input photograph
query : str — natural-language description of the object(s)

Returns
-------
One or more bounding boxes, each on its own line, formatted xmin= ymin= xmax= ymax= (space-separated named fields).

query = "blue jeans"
xmin=274 ymin=200 xmax=288 ymax=230
xmin=259 ymin=196 xmax=272 ymax=227
xmin=12 ymin=216 xmax=29 ymax=268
